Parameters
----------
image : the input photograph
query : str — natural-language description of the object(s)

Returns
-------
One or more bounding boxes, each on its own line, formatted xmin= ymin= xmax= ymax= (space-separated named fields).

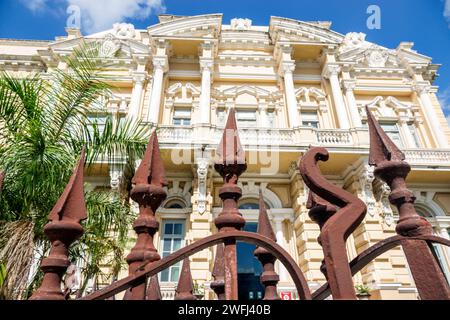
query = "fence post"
xmin=213 ymin=108 xmax=247 ymax=300
xmin=210 ymin=243 xmax=226 ymax=300
xmin=30 ymin=149 xmax=87 ymax=300
xmin=125 ymin=131 xmax=167 ymax=300
xmin=366 ymin=106 xmax=450 ymax=300
xmin=254 ymin=190 xmax=280 ymax=300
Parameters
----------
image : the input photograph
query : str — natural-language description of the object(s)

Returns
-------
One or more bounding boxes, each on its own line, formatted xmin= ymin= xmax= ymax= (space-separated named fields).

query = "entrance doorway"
xmin=237 ymin=203 xmax=264 ymax=300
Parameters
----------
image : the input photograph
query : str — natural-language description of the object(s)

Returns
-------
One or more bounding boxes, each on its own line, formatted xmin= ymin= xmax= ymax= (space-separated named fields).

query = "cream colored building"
xmin=2 ymin=14 xmax=450 ymax=300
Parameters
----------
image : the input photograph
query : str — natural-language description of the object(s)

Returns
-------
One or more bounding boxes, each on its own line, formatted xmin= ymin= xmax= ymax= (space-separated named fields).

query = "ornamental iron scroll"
xmin=28 ymin=106 xmax=450 ymax=301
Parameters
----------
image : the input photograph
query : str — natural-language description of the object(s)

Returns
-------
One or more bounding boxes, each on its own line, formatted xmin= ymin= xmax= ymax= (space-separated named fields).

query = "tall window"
xmin=160 ymin=220 xmax=185 ymax=282
xmin=380 ymin=123 xmax=402 ymax=147
xmin=301 ymin=111 xmax=320 ymax=128
xmin=236 ymin=110 xmax=257 ymax=127
xmin=173 ymin=108 xmax=191 ymax=126
xmin=408 ymin=124 xmax=421 ymax=148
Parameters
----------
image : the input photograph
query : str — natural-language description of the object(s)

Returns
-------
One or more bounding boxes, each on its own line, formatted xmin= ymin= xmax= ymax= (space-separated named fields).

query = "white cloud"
xmin=19 ymin=0 xmax=48 ymax=12
xmin=67 ymin=0 xmax=166 ymax=33
xmin=445 ymin=0 xmax=450 ymax=26
xmin=20 ymin=0 xmax=166 ymax=33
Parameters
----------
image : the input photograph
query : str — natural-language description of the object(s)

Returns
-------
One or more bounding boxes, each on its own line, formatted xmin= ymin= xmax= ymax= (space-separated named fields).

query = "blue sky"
xmin=1 ymin=0 xmax=450 ymax=119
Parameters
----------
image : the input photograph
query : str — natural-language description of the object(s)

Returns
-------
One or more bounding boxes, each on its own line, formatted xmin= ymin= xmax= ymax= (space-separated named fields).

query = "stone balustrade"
xmin=151 ymin=124 xmax=450 ymax=167
xmin=404 ymin=149 xmax=450 ymax=166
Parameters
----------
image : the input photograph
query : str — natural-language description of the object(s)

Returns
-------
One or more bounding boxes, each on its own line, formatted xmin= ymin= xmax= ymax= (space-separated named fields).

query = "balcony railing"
xmin=404 ymin=149 xmax=450 ymax=166
xmin=153 ymin=124 xmax=450 ymax=166
xmin=316 ymin=130 xmax=352 ymax=146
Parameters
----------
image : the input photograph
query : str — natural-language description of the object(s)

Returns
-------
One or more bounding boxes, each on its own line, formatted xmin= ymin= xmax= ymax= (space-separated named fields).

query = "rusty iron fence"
xmin=26 ymin=107 xmax=450 ymax=300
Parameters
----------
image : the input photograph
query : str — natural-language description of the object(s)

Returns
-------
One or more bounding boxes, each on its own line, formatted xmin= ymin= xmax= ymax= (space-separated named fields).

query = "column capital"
xmin=413 ymin=82 xmax=431 ymax=95
xmin=132 ymin=71 xmax=148 ymax=84
xmin=342 ymin=80 xmax=356 ymax=93
xmin=322 ymin=64 xmax=341 ymax=79
xmin=398 ymin=115 xmax=410 ymax=125
xmin=278 ymin=60 xmax=296 ymax=77
xmin=199 ymin=57 xmax=214 ymax=72
xmin=152 ymin=55 xmax=169 ymax=73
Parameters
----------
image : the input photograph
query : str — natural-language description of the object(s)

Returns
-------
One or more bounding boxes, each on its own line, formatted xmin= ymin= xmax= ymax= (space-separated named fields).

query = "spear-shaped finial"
xmin=256 ymin=190 xmax=276 ymax=241
xmin=30 ymin=148 xmax=87 ymax=300
xmin=214 ymin=108 xmax=247 ymax=178
xmin=146 ymin=275 xmax=162 ymax=300
xmin=210 ymin=243 xmax=225 ymax=299
xmin=365 ymin=105 xmax=405 ymax=167
xmin=174 ymin=258 xmax=196 ymax=300
xmin=213 ymin=109 xmax=247 ymax=300
xmin=254 ymin=190 xmax=280 ymax=300
xmin=48 ymin=148 xmax=87 ymax=223
xmin=132 ymin=130 xmax=168 ymax=188
xmin=126 ymin=130 xmax=167 ymax=300
xmin=365 ymin=105 xmax=450 ymax=299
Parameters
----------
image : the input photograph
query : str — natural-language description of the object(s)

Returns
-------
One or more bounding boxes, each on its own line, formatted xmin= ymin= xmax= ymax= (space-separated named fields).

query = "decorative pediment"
xmin=295 ymin=87 xmax=327 ymax=111
xmin=396 ymin=43 xmax=432 ymax=65
xmin=340 ymin=45 xmax=399 ymax=69
xmin=166 ymin=82 xmax=201 ymax=98
xmin=363 ymin=96 xmax=414 ymax=118
xmin=269 ymin=16 xmax=343 ymax=44
xmin=221 ymin=85 xmax=275 ymax=99
xmin=148 ymin=14 xmax=222 ymax=38
xmin=48 ymin=33 xmax=150 ymax=63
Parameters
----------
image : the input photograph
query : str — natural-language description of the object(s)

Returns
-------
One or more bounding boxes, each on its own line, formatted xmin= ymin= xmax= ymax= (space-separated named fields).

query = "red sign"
xmin=280 ymin=292 xmax=293 ymax=300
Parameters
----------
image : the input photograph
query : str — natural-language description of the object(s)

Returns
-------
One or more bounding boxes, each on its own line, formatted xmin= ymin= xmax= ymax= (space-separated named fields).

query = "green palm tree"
xmin=0 ymin=43 xmax=151 ymax=299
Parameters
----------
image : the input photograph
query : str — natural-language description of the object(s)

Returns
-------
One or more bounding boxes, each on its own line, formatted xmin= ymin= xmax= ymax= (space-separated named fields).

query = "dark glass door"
xmin=237 ymin=219 xmax=264 ymax=300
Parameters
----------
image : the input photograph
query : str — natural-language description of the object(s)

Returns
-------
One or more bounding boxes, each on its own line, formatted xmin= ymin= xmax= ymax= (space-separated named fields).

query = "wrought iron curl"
xmin=299 ymin=147 xmax=367 ymax=300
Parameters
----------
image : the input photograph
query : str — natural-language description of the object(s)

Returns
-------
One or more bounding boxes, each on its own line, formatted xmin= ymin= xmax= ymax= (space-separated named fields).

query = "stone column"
xmin=279 ymin=61 xmax=301 ymax=128
xmin=199 ymin=58 xmax=213 ymax=124
xmin=414 ymin=83 xmax=448 ymax=148
xmin=323 ymin=65 xmax=350 ymax=129
xmin=259 ymin=103 xmax=270 ymax=127
xmin=147 ymin=56 xmax=168 ymax=124
xmin=342 ymin=80 xmax=362 ymax=128
xmin=273 ymin=217 xmax=289 ymax=282
xmin=128 ymin=73 xmax=146 ymax=120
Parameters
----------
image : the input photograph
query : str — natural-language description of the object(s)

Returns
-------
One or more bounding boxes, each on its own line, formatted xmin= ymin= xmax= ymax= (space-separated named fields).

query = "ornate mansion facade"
xmin=1 ymin=14 xmax=450 ymax=300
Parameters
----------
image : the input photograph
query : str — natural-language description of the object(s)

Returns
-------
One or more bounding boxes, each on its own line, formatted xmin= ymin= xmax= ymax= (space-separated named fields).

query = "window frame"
xmin=159 ymin=219 xmax=186 ymax=283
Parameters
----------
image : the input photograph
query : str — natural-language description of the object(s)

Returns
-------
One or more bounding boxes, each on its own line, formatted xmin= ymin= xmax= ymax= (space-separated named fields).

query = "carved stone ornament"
xmin=365 ymin=49 xmax=389 ymax=68
xmin=99 ymin=34 xmax=120 ymax=58
xmin=339 ymin=32 xmax=368 ymax=53
xmin=196 ymin=158 xmax=210 ymax=214
xmin=359 ymin=165 xmax=376 ymax=217
xmin=231 ymin=18 xmax=252 ymax=30
xmin=113 ymin=23 xmax=136 ymax=39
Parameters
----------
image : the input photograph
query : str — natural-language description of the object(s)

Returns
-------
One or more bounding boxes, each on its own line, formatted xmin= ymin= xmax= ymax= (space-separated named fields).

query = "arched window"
xmin=164 ymin=199 xmax=187 ymax=209
xmin=239 ymin=202 xmax=259 ymax=210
